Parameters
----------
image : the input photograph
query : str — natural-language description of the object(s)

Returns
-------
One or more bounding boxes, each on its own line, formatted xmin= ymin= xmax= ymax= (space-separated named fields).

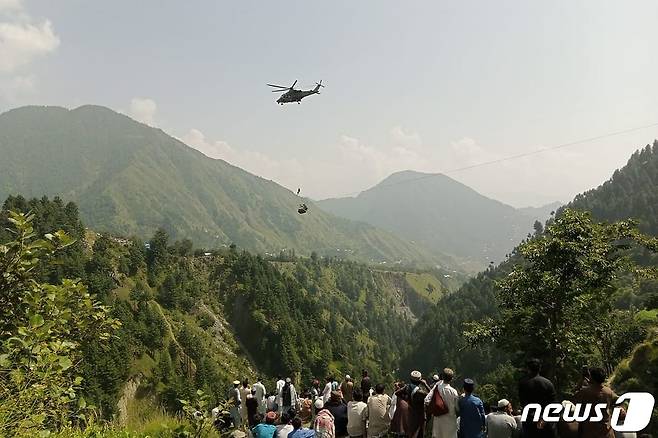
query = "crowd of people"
xmin=214 ymin=360 xmax=639 ymax=438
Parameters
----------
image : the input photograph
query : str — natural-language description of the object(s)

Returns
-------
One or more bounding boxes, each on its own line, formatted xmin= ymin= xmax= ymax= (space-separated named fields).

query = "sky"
xmin=1 ymin=0 xmax=657 ymax=207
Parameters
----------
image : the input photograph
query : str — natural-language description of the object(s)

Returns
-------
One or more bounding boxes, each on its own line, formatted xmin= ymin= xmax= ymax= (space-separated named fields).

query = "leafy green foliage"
xmin=466 ymin=209 xmax=657 ymax=392
xmin=0 ymin=212 xmax=119 ymax=435
xmin=403 ymin=140 xmax=658 ymax=397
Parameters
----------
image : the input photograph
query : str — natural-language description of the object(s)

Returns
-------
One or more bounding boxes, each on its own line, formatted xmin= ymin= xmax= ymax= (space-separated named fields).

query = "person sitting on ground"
xmin=252 ymin=412 xmax=278 ymax=438
xmin=485 ymin=399 xmax=518 ymax=438
xmin=289 ymin=416 xmax=316 ymax=438
xmin=347 ymin=388 xmax=368 ymax=438
xmin=364 ymin=383 xmax=392 ymax=438
xmin=326 ymin=390 xmax=349 ymax=438
xmin=277 ymin=412 xmax=294 ymax=438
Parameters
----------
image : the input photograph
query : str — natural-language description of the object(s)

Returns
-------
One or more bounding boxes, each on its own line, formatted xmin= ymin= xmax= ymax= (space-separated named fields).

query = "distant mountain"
xmin=0 ymin=105 xmax=456 ymax=267
xmin=518 ymin=201 xmax=562 ymax=220
xmin=317 ymin=170 xmax=556 ymax=268
xmin=401 ymin=140 xmax=658 ymax=383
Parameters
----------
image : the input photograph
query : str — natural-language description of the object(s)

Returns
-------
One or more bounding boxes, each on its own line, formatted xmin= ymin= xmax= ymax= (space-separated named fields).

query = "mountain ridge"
xmin=317 ymin=169 xmax=557 ymax=267
xmin=0 ymin=105 xmax=458 ymax=269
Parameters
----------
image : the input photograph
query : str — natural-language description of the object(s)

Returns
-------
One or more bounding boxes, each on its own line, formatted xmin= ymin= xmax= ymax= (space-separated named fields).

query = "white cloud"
xmin=0 ymin=19 xmax=59 ymax=73
xmin=178 ymin=124 xmax=593 ymax=207
xmin=0 ymin=0 xmax=22 ymax=13
xmin=0 ymin=0 xmax=59 ymax=102
xmin=128 ymin=97 xmax=158 ymax=126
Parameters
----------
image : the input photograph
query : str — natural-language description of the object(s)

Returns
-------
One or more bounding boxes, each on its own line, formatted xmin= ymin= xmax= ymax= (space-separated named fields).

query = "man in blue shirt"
xmin=458 ymin=379 xmax=485 ymax=438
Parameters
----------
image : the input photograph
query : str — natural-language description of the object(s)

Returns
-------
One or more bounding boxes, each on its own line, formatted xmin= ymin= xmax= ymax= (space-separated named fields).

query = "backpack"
xmin=427 ymin=386 xmax=449 ymax=416
xmin=282 ymin=383 xmax=292 ymax=406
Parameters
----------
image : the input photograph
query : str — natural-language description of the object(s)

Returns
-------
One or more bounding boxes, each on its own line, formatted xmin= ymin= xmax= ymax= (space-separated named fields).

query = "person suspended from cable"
xmin=298 ymin=203 xmax=308 ymax=215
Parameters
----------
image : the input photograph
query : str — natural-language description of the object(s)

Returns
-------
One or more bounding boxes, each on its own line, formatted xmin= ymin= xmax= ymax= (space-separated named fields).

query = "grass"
xmin=404 ymin=272 xmax=444 ymax=304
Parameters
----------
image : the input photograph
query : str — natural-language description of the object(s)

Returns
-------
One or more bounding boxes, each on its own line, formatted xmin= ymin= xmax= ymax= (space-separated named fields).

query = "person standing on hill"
xmin=364 ymin=383 xmax=392 ymax=438
xmin=485 ymin=399 xmax=518 ymax=438
xmin=342 ymin=375 xmax=355 ymax=403
xmin=311 ymin=379 xmax=322 ymax=400
xmin=229 ymin=380 xmax=243 ymax=428
xmin=280 ymin=377 xmax=299 ymax=415
xmin=240 ymin=379 xmax=252 ymax=426
xmin=247 ymin=388 xmax=260 ymax=428
xmin=315 ymin=398 xmax=337 ymax=438
xmin=276 ymin=375 xmax=286 ymax=410
xmin=361 ymin=370 xmax=372 ymax=400
xmin=573 ymin=367 xmax=618 ymax=438
xmin=326 ymin=391 xmax=350 ymax=438
xmin=254 ymin=377 xmax=268 ymax=415
xmin=347 ymin=389 xmax=368 ymax=438
xmin=457 ymin=379 xmax=485 ymax=438
xmin=424 ymin=368 xmax=459 ymax=438
xmin=391 ymin=370 xmax=430 ymax=438
xmin=324 ymin=376 xmax=335 ymax=404
xmin=518 ymin=359 xmax=557 ymax=438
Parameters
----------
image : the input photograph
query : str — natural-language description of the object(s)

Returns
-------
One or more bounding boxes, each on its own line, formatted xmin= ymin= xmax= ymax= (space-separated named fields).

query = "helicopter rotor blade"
xmin=291 ymin=80 xmax=297 ymax=89
xmin=271 ymin=89 xmax=288 ymax=93
xmin=267 ymin=83 xmax=290 ymax=89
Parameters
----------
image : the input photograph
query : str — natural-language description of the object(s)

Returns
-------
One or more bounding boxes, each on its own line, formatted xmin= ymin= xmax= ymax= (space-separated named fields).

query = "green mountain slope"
xmin=0 ymin=195 xmax=449 ymax=420
xmin=0 ymin=105 xmax=455 ymax=267
xmin=401 ymin=140 xmax=658 ymax=385
xmin=317 ymin=170 xmax=555 ymax=268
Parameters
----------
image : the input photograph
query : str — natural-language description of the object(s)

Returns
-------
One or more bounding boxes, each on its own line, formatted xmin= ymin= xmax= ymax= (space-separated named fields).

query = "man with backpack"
xmin=424 ymin=369 xmax=459 ymax=438
xmin=280 ymin=377 xmax=299 ymax=415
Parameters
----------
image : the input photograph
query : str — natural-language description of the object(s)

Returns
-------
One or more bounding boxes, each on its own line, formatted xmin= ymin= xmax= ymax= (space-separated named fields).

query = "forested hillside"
xmin=0 ymin=106 xmax=456 ymax=269
xmin=0 ymin=195 xmax=447 ymax=427
xmin=401 ymin=140 xmax=658 ymax=413
xmin=317 ymin=170 xmax=556 ymax=268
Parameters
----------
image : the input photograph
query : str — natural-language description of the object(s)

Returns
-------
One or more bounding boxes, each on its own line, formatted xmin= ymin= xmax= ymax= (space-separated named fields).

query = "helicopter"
xmin=267 ymin=80 xmax=324 ymax=105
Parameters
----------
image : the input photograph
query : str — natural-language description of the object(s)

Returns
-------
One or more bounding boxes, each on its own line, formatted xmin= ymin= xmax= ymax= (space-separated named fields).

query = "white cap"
xmin=233 ymin=380 xmax=241 ymax=385
xmin=285 ymin=377 xmax=291 ymax=383
xmin=345 ymin=374 xmax=351 ymax=380
xmin=498 ymin=399 xmax=510 ymax=409
xmin=410 ymin=370 xmax=422 ymax=380
xmin=314 ymin=398 xmax=324 ymax=409
xmin=432 ymin=374 xmax=440 ymax=382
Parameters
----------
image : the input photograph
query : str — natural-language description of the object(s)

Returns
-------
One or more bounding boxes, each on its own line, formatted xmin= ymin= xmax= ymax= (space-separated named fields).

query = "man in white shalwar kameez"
xmin=254 ymin=377 xmax=267 ymax=415
xmin=424 ymin=368 xmax=459 ymax=438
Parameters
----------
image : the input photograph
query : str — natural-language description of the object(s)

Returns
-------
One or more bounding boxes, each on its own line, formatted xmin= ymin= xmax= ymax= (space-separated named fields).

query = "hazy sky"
xmin=1 ymin=0 xmax=657 ymax=207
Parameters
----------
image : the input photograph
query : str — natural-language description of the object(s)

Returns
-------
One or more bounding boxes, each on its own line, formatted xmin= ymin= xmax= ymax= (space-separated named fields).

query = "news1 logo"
xmin=521 ymin=392 xmax=655 ymax=432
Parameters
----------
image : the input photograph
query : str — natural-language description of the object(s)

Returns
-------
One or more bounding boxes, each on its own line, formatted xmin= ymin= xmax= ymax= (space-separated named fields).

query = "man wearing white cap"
xmin=229 ymin=380 xmax=242 ymax=428
xmin=341 ymin=375 xmax=354 ymax=403
xmin=485 ymin=399 xmax=518 ymax=438
xmin=424 ymin=368 xmax=458 ymax=438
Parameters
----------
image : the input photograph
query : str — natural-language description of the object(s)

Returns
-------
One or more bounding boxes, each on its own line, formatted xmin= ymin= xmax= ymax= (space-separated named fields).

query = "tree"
xmin=0 ymin=211 xmax=119 ymax=435
xmin=466 ymin=209 xmax=657 ymax=393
